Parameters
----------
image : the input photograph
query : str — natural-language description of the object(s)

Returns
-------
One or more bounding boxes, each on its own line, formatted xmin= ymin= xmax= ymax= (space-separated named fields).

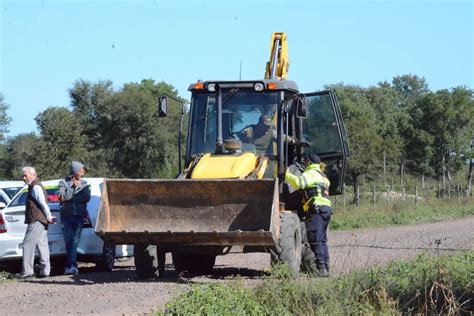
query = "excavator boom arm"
xmin=265 ymin=32 xmax=289 ymax=80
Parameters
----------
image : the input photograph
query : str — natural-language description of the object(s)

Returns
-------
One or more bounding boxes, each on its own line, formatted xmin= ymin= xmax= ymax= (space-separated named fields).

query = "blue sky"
xmin=1 ymin=0 xmax=472 ymax=137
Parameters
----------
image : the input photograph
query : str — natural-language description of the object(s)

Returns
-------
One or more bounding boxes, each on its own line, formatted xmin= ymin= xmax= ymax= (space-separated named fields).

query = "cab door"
xmin=301 ymin=90 xmax=349 ymax=195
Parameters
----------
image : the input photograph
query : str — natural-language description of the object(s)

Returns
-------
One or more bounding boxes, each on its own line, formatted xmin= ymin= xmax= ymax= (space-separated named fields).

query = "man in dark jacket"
xmin=17 ymin=166 xmax=55 ymax=278
xmin=58 ymin=161 xmax=91 ymax=275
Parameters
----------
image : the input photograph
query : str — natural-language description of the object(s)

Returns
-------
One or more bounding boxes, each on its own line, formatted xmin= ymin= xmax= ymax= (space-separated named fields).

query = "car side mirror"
xmin=157 ymin=95 xmax=168 ymax=117
xmin=296 ymin=95 xmax=307 ymax=119
xmin=0 ymin=202 xmax=6 ymax=210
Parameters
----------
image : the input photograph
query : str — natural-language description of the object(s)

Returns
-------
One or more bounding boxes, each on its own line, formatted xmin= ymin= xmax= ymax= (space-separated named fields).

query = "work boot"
xmin=316 ymin=263 xmax=329 ymax=278
xmin=325 ymin=262 xmax=330 ymax=273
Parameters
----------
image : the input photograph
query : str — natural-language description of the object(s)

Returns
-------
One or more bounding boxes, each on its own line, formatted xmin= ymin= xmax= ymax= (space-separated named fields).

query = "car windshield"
xmin=8 ymin=187 xmax=60 ymax=207
xmin=189 ymin=90 xmax=278 ymax=155
xmin=3 ymin=187 xmax=23 ymax=199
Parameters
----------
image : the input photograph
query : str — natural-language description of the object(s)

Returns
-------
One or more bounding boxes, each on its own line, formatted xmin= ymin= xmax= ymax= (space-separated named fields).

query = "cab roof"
xmin=188 ymin=79 xmax=299 ymax=93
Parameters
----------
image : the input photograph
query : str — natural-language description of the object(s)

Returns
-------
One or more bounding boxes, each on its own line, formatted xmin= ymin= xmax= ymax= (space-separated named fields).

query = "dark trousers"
xmin=61 ymin=216 xmax=84 ymax=269
xmin=305 ymin=204 xmax=332 ymax=266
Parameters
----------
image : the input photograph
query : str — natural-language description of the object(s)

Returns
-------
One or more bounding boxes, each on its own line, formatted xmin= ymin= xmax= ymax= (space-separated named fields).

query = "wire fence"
xmin=333 ymin=181 xmax=473 ymax=210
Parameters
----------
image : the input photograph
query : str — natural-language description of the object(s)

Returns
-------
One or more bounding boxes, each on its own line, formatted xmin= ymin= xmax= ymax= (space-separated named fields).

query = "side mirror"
xmin=296 ymin=95 xmax=307 ymax=119
xmin=0 ymin=202 xmax=6 ymax=210
xmin=157 ymin=95 xmax=168 ymax=117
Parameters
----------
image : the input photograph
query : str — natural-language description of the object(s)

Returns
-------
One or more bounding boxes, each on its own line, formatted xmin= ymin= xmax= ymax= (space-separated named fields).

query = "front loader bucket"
xmin=96 ymin=179 xmax=280 ymax=247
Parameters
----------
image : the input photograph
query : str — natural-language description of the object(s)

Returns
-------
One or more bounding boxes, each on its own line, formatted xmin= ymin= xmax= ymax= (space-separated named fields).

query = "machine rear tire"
xmin=172 ymin=252 xmax=216 ymax=274
xmin=300 ymin=222 xmax=317 ymax=273
xmin=134 ymin=245 xmax=159 ymax=279
xmin=271 ymin=212 xmax=302 ymax=275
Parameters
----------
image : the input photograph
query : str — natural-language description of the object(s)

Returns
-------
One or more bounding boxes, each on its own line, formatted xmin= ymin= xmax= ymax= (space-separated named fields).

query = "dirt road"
xmin=1 ymin=216 xmax=473 ymax=315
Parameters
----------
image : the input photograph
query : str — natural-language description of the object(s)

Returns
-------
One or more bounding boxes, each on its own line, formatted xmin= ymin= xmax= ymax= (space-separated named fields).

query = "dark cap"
xmin=308 ymin=154 xmax=321 ymax=164
xmin=69 ymin=161 xmax=88 ymax=176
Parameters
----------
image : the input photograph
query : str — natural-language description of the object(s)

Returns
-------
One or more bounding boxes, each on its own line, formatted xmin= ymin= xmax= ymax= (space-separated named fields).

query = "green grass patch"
xmin=0 ymin=271 xmax=15 ymax=284
xmin=160 ymin=252 xmax=474 ymax=315
xmin=331 ymin=199 xmax=474 ymax=230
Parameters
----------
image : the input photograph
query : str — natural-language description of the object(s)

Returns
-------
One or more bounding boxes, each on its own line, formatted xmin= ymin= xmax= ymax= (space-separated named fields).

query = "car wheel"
xmin=97 ymin=242 xmax=116 ymax=272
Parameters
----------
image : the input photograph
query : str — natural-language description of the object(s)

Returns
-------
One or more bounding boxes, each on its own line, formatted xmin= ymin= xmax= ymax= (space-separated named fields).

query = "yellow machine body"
xmin=191 ymin=153 xmax=258 ymax=179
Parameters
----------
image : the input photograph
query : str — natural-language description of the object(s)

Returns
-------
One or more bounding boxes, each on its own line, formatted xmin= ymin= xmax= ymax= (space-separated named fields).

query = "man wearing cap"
xmin=237 ymin=114 xmax=275 ymax=153
xmin=285 ymin=153 xmax=332 ymax=277
xmin=58 ymin=161 xmax=91 ymax=275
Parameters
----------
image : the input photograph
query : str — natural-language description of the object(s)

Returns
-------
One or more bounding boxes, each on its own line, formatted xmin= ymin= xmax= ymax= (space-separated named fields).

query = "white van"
xmin=0 ymin=181 xmax=25 ymax=209
xmin=0 ymin=178 xmax=133 ymax=272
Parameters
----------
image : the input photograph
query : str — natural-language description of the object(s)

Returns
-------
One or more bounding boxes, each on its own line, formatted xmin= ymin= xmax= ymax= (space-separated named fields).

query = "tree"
xmin=0 ymin=93 xmax=12 ymax=178
xmin=390 ymin=75 xmax=430 ymax=182
xmin=67 ymin=78 xmax=184 ymax=178
xmin=0 ymin=93 xmax=11 ymax=143
xmin=413 ymin=87 xmax=474 ymax=179
xmin=367 ymin=85 xmax=405 ymax=177
xmin=68 ymin=79 xmax=115 ymax=175
xmin=34 ymin=107 xmax=89 ymax=179
xmin=1 ymin=133 xmax=40 ymax=179
xmin=97 ymin=80 xmax=183 ymax=178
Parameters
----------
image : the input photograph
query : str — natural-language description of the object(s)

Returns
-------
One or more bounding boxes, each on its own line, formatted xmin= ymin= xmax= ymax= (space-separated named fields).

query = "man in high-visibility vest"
xmin=285 ymin=153 xmax=332 ymax=277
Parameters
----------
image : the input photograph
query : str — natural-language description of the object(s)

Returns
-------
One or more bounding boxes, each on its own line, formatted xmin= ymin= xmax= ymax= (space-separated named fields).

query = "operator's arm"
xmin=31 ymin=185 xmax=53 ymax=221
xmin=285 ymin=169 xmax=324 ymax=190
xmin=237 ymin=126 xmax=254 ymax=143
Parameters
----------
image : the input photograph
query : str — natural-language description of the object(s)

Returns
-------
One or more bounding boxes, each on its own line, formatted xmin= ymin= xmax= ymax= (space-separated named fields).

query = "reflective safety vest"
xmin=285 ymin=163 xmax=331 ymax=210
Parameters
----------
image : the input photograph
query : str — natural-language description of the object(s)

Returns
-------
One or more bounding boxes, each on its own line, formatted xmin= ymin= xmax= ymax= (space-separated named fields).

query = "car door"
xmin=301 ymin=90 xmax=350 ymax=195
xmin=2 ymin=189 xmax=28 ymax=237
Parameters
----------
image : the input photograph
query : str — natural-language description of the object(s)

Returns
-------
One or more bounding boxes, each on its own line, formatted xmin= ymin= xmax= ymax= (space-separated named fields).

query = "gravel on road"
xmin=1 ymin=216 xmax=473 ymax=315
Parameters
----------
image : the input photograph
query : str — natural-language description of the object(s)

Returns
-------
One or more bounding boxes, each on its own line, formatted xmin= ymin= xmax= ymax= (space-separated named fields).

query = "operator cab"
xmin=159 ymin=79 xmax=349 ymax=195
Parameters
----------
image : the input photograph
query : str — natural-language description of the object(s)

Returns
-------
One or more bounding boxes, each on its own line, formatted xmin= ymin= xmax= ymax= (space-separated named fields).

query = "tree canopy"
xmin=0 ymin=75 xmax=472 ymax=195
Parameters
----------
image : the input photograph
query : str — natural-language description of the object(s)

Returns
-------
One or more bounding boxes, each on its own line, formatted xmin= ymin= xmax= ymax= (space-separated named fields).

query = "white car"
xmin=0 ymin=178 xmax=133 ymax=272
xmin=0 ymin=181 xmax=25 ymax=210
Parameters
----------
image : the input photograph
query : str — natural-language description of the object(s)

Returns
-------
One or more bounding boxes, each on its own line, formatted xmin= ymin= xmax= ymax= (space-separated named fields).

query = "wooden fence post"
xmin=415 ymin=185 xmax=418 ymax=207
xmin=343 ymin=183 xmax=346 ymax=211
xmin=356 ymin=185 xmax=360 ymax=207
xmin=372 ymin=185 xmax=376 ymax=207
xmin=402 ymin=184 xmax=405 ymax=207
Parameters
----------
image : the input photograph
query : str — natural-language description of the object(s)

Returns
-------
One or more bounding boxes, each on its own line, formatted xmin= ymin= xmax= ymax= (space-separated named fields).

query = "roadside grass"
xmin=331 ymin=198 xmax=474 ymax=230
xmin=0 ymin=271 xmax=15 ymax=284
xmin=161 ymin=251 xmax=474 ymax=315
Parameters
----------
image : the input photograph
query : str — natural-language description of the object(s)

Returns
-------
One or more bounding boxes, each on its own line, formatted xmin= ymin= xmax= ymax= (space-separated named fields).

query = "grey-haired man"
xmin=17 ymin=166 xmax=55 ymax=278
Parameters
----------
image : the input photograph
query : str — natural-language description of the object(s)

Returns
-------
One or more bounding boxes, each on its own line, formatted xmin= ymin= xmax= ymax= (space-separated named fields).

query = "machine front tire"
xmin=172 ymin=252 xmax=216 ymax=274
xmin=271 ymin=212 xmax=302 ymax=275
xmin=134 ymin=245 xmax=159 ymax=279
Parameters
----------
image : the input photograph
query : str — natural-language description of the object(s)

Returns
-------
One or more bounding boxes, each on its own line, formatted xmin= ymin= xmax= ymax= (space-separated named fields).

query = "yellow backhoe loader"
xmin=96 ymin=32 xmax=350 ymax=277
